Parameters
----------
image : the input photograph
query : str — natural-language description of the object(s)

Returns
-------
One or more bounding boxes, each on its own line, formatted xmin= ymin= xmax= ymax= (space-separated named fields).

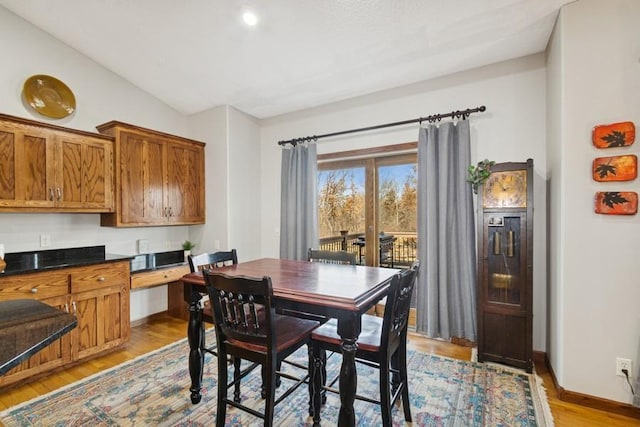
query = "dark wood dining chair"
xmin=203 ymin=270 xmax=320 ymax=427
xmin=308 ymin=248 xmax=357 ymax=265
xmin=309 ymin=261 xmax=419 ymax=427
xmin=188 ymin=249 xmax=239 ymax=350
xmin=305 ymin=247 xmax=358 ymax=412
xmin=188 ymin=249 xmax=238 ymax=274
xmin=188 ymin=250 xmax=242 ymax=399
xmin=276 ymin=248 xmax=354 ymax=324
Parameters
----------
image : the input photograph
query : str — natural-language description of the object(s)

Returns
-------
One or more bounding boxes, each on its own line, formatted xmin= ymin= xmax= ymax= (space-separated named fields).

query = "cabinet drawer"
xmin=0 ymin=271 xmax=69 ymax=300
xmin=70 ymin=262 xmax=129 ymax=293
xmin=130 ymin=265 xmax=190 ymax=289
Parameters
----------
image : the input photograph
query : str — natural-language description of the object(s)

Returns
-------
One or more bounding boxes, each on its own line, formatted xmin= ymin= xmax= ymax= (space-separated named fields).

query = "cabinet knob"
xmin=56 ymin=188 xmax=62 ymax=201
xmin=98 ymin=276 xmax=105 ymax=281
xmin=31 ymin=287 xmax=38 ymax=293
xmin=49 ymin=188 xmax=54 ymax=201
xmin=72 ymin=301 xmax=77 ymax=314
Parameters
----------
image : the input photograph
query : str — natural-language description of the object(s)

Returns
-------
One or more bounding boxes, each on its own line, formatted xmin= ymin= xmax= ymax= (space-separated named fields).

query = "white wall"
xmin=260 ymin=54 xmax=548 ymax=352
xmin=188 ymin=106 xmax=229 ymax=254
xmin=545 ymin=4 xmax=565 ymax=385
xmin=186 ymin=106 xmax=262 ymax=263
xmin=0 ymin=7 xmax=198 ymax=321
xmin=228 ymin=107 xmax=262 ymax=262
xmin=0 ymin=8 xmax=188 ymax=140
xmin=547 ymin=0 xmax=640 ymax=404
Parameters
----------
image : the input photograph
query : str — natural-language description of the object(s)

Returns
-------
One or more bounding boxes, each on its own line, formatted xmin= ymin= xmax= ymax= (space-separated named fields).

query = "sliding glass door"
xmin=377 ymin=157 xmax=417 ymax=268
xmin=317 ymin=152 xmax=416 ymax=267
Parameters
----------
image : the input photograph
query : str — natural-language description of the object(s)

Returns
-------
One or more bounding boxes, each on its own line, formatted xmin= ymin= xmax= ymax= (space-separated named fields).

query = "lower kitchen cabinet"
xmin=73 ymin=283 xmax=129 ymax=360
xmin=0 ymin=261 xmax=130 ymax=388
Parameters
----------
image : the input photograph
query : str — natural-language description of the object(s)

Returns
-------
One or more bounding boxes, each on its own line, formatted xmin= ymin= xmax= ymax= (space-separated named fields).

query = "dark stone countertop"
xmin=0 ymin=246 xmax=132 ymax=277
xmin=0 ymin=299 xmax=77 ymax=375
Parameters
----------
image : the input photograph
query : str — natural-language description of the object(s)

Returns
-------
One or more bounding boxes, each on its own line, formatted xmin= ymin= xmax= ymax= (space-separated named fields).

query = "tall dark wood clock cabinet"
xmin=476 ymin=159 xmax=533 ymax=372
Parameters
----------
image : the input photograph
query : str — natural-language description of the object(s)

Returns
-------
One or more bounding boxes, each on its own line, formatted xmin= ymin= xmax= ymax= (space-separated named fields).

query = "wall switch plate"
xmin=40 ymin=234 xmax=51 ymax=248
xmin=616 ymin=357 xmax=632 ymax=377
xmin=137 ymin=239 xmax=149 ymax=254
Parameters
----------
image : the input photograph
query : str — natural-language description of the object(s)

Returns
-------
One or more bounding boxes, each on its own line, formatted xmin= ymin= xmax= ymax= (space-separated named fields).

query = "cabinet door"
xmin=0 ymin=122 xmax=56 ymax=208
xmin=0 ymin=295 xmax=73 ymax=387
xmin=57 ymin=133 xmax=114 ymax=211
xmin=166 ymin=140 xmax=205 ymax=224
xmin=98 ymin=121 xmax=206 ymax=227
xmin=72 ymin=283 xmax=130 ymax=361
xmin=119 ymin=132 xmax=166 ymax=224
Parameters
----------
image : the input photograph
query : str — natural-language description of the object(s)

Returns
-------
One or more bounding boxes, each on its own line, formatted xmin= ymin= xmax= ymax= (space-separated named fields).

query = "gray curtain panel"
xmin=416 ymin=120 xmax=477 ymax=341
xmin=279 ymin=143 xmax=319 ymax=260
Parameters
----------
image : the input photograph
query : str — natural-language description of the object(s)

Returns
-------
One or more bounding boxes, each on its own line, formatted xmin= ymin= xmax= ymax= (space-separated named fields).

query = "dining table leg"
xmin=337 ymin=314 xmax=361 ymax=427
xmin=187 ymin=290 xmax=204 ymax=404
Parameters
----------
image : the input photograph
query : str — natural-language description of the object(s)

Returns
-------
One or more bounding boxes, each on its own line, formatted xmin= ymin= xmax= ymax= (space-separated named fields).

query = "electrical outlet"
xmin=40 ymin=234 xmax=51 ymax=248
xmin=616 ymin=357 xmax=632 ymax=377
xmin=137 ymin=239 xmax=149 ymax=254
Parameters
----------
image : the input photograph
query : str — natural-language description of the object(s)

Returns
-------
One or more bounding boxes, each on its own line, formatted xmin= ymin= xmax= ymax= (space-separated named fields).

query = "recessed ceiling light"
xmin=242 ymin=11 xmax=258 ymax=26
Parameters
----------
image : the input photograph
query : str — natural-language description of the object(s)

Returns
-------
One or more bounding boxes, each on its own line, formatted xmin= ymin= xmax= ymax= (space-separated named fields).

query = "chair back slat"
xmin=188 ymin=249 xmax=238 ymax=272
xmin=381 ymin=261 xmax=419 ymax=348
xmin=219 ymin=290 xmax=230 ymax=322
xmin=308 ymin=248 xmax=357 ymax=265
xmin=235 ymin=294 xmax=247 ymax=327
xmin=249 ymin=296 xmax=259 ymax=329
xmin=229 ymin=292 xmax=240 ymax=325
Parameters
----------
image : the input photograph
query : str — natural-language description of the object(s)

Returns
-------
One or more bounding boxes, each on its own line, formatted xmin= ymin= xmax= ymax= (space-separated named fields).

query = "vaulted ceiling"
xmin=0 ymin=0 xmax=574 ymax=118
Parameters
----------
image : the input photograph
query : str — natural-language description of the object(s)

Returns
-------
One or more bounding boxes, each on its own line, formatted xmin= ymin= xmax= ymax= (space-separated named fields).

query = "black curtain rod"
xmin=277 ymin=105 xmax=486 ymax=146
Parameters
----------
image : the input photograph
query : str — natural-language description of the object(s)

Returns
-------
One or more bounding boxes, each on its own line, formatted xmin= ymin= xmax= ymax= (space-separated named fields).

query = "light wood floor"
xmin=0 ymin=314 xmax=638 ymax=426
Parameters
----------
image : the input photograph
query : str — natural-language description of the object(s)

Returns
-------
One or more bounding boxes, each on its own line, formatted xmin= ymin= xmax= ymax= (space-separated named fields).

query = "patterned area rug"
xmin=0 ymin=333 xmax=553 ymax=426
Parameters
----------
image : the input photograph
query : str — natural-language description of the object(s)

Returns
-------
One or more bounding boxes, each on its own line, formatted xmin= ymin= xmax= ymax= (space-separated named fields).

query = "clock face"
xmin=482 ymin=170 xmax=527 ymax=208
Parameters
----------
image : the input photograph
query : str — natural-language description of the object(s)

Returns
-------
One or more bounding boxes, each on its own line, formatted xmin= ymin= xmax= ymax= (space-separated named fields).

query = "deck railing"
xmin=318 ymin=231 xmax=417 ymax=268
xmin=317 ymin=231 xmax=361 ymax=256
xmin=391 ymin=232 xmax=418 ymax=267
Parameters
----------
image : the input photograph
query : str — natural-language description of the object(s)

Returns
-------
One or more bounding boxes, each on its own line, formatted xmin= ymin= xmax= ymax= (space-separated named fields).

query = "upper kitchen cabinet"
xmin=0 ymin=113 xmax=114 ymax=212
xmin=96 ymin=121 xmax=205 ymax=227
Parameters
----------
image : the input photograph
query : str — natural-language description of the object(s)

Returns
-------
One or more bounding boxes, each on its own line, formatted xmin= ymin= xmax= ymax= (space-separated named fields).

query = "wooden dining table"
xmin=181 ymin=257 xmax=399 ymax=427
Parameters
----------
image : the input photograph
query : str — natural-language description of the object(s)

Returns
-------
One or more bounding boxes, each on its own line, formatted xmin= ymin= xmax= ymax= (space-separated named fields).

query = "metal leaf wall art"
xmin=594 ymin=191 xmax=638 ymax=215
xmin=592 ymin=121 xmax=635 ymax=148
xmin=592 ymin=155 xmax=637 ymax=182
xmin=591 ymin=121 xmax=637 ymax=215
